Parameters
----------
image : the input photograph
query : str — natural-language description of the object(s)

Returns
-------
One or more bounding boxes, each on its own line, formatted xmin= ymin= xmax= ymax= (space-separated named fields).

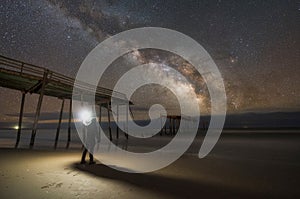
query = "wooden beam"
xmin=15 ymin=92 xmax=26 ymax=148
xmin=160 ymin=114 xmax=163 ymax=136
xmin=27 ymin=80 xmax=43 ymax=94
xmin=116 ymin=104 xmax=119 ymax=139
xmin=99 ymin=105 xmax=102 ymax=123
xmin=125 ymin=103 xmax=129 ymax=139
xmin=54 ymin=99 xmax=64 ymax=149
xmin=164 ymin=119 xmax=167 ymax=135
xmin=107 ymin=102 xmax=112 ymax=141
xmin=30 ymin=70 xmax=48 ymax=148
xmin=176 ymin=118 xmax=179 ymax=134
xmin=173 ymin=118 xmax=176 ymax=135
xmin=66 ymin=99 xmax=72 ymax=148
xmin=0 ymin=55 xmax=130 ymax=108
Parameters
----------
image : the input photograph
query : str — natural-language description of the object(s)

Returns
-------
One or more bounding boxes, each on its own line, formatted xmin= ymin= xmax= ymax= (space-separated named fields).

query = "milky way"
xmin=0 ymin=0 xmax=299 ymax=122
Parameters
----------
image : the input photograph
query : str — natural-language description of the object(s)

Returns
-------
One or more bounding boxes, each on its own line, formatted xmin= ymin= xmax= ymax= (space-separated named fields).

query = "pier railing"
xmin=0 ymin=55 xmax=127 ymax=101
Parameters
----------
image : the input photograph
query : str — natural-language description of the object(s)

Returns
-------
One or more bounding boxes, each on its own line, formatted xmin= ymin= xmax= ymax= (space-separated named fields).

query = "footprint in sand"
xmin=67 ymin=171 xmax=73 ymax=174
xmin=41 ymin=182 xmax=55 ymax=189
xmin=55 ymin=183 xmax=63 ymax=188
xmin=41 ymin=182 xmax=63 ymax=189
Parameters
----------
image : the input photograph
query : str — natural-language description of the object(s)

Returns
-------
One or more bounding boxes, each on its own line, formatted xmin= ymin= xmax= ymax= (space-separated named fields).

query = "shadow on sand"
xmin=72 ymin=163 xmax=254 ymax=198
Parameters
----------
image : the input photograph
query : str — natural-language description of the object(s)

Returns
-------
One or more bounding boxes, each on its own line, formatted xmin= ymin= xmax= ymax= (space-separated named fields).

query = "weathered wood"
xmin=116 ymin=104 xmax=119 ymax=139
xmin=176 ymin=118 xmax=179 ymax=134
xmin=160 ymin=114 xmax=163 ymax=136
xmin=0 ymin=55 xmax=131 ymax=148
xmin=168 ymin=117 xmax=172 ymax=135
xmin=164 ymin=120 xmax=167 ymax=135
xmin=125 ymin=103 xmax=129 ymax=139
xmin=99 ymin=105 xmax=102 ymax=124
xmin=30 ymin=70 xmax=49 ymax=148
xmin=0 ymin=55 xmax=130 ymax=106
xmin=107 ymin=102 xmax=112 ymax=141
xmin=173 ymin=118 xmax=176 ymax=135
xmin=54 ymin=99 xmax=65 ymax=149
xmin=66 ymin=99 xmax=72 ymax=148
xmin=15 ymin=92 xmax=26 ymax=148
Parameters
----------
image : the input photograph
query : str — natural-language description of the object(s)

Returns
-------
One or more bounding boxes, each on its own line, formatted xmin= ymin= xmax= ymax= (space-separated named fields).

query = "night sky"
xmin=0 ymin=0 xmax=299 ymax=124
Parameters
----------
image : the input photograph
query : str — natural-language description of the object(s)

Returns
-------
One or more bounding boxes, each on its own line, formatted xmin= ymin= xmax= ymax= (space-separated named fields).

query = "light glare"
xmin=79 ymin=109 xmax=92 ymax=126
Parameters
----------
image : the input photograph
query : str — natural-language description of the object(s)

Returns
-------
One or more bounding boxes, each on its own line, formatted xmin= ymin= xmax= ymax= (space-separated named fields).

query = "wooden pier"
xmin=0 ymin=55 xmax=131 ymax=148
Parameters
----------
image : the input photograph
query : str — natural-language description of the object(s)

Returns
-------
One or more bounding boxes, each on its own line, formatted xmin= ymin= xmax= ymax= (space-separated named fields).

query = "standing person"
xmin=80 ymin=117 xmax=100 ymax=164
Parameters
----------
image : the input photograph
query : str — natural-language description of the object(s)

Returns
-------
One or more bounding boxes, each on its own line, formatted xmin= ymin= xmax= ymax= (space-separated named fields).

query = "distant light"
xmin=13 ymin=125 xmax=19 ymax=130
xmin=79 ymin=109 xmax=93 ymax=126
xmin=230 ymin=56 xmax=238 ymax=63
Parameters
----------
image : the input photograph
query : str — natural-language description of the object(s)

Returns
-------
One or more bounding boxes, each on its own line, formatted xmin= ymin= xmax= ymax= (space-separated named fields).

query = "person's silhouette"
xmin=80 ymin=118 xmax=99 ymax=164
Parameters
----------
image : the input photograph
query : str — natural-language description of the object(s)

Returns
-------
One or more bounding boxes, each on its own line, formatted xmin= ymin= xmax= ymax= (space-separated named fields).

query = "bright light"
xmin=79 ymin=109 xmax=93 ymax=126
xmin=13 ymin=125 xmax=19 ymax=130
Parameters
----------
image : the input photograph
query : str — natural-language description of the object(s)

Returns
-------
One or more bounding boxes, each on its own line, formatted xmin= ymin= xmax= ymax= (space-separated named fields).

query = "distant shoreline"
xmin=1 ymin=127 xmax=300 ymax=131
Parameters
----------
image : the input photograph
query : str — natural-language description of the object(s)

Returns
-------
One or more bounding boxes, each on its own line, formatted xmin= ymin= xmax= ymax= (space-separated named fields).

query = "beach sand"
xmin=0 ymin=133 xmax=300 ymax=198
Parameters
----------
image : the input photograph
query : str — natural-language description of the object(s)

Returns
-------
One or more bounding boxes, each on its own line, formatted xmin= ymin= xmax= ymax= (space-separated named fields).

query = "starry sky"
xmin=0 ymin=0 xmax=299 ymax=124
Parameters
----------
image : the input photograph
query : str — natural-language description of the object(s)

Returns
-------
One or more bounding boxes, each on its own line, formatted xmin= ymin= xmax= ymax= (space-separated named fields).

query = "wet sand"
xmin=0 ymin=133 xmax=300 ymax=198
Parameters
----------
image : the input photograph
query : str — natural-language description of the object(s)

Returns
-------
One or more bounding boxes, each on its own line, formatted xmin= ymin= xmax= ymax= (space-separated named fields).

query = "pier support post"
xmin=173 ymin=118 xmax=176 ymax=135
xmin=54 ymin=99 xmax=64 ymax=149
xmin=164 ymin=116 xmax=167 ymax=135
xmin=176 ymin=118 xmax=179 ymax=134
xmin=98 ymin=105 xmax=102 ymax=141
xmin=125 ymin=103 xmax=129 ymax=139
xmin=30 ymin=71 xmax=48 ymax=148
xmin=160 ymin=114 xmax=163 ymax=136
xmin=107 ymin=102 xmax=112 ymax=141
xmin=99 ymin=105 xmax=102 ymax=123
xmin=116 ymin=104 xmax=119 ymax=139
xmin=15 ymin=92 xmax=26 ymax=148
xmin=66 ymin=99 xmax=72 ymax=148
xmin=168 ymin=117 xmax=172 ymax=135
